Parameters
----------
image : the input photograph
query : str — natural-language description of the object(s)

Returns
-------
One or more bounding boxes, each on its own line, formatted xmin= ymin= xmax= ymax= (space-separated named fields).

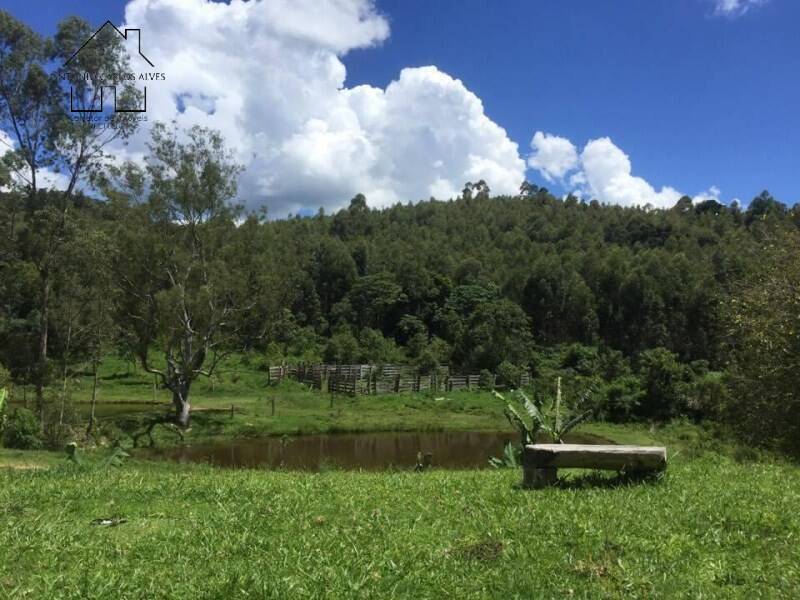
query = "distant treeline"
xmin=1 ymin=185 xmax=797 ymax=377
xmin=2 ymin=180 xmax=800 ymax=452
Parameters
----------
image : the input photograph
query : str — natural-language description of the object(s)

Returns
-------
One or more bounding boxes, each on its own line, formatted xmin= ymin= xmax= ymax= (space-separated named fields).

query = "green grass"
xmin=10 ymin=355 xmax=519 ymax=443
xmin=0 ymin=448 xmax=62 ymax=470
xmin=1 ymin=435 xmax=798 ymax=598
xmin=5 ymin=356 xmax=797 ymax=595
xmin=5 ymin=355 xmax=756 ymax=452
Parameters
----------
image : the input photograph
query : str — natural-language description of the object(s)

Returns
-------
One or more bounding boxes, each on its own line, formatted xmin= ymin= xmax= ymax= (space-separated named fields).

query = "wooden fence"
xmin=267 ymin=363 xmax=531 ymax=396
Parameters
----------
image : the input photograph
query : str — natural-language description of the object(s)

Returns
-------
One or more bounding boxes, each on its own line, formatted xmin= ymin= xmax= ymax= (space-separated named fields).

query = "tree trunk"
xmin=172 ymin=384 xmax=192 ymax=428
xmin=86 ymin=361 xmax=99 ymax=436
xmin=59 ymin=322 xmax=73 ymax=427
xmin=36 ymin=269 xmax=50 ymax=421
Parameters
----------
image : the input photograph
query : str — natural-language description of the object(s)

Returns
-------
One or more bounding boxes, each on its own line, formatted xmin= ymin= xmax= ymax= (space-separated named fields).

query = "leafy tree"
xmin=725 ymin=229 xmax=800 ymax=455
xmin=323 ymin=329 xmax=360 ymax=364
xmin=311 ymin=238 xmax=357 ymax=316
xmin=343 ymin=272 xmax=403 ymax=330
xmin=114 ymin=123 xmax=245 ymax=428
xmin=0 ymin=12 xmax=140 ymax=415
xmin=636 ymin=347 xmax=688 ymax=419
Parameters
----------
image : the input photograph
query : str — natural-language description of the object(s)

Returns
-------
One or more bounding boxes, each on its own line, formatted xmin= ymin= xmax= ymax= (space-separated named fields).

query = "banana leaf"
xmin=503 ymin=405 xmax=530 ymax=445
xmin=517 ymin=390 xmax=544 ymax=426
xmin=555 ymin=410 xmax=592 ymax=442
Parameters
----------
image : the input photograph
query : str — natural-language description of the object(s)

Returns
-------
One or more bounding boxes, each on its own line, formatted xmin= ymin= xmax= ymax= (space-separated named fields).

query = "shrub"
xmin=686 ymin=372 xmax=728 ymax=419
xmin=725 ymin=230 xmax=800 ymax=456
xmin=2 ymin=407 xmax=43 ymax=450
xmin=478 ymin=369 xmax=495 ymax=391
xmin=560 ymin=344 xmax=598 ymax=376
xmin=357 ymin=328 xmax=405 ymax=364
xmin=636 ymin=347 xmax=690 ymax=419
xmin=494 ymin=361 xmax=522 ymax=389
xmin=600 ymin=375 xmax=645 ymax=422
xmin=323 ymin=330 xmax=360 ymax=364
xmin=597 ymin=348 xmax=631 ymax=380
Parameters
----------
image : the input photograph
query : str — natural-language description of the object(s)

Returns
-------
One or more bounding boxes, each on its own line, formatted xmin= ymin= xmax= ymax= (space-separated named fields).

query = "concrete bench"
xmin=522 ymin=444 xmax=667 ymax=488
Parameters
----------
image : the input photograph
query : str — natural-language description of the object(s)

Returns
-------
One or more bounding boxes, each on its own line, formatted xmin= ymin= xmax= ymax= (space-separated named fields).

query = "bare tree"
xmin=114 ymin=122 xmax=246 ymax=430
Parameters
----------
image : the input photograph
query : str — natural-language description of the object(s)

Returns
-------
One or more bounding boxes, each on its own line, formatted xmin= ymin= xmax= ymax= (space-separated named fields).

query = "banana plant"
xmin=493 ymin=389 xmax=544 ymax=446
xmin=548 ymin=377 xmax=592 ymax=443
xmin=495 ymin=377 xmax=592 ymax=445
xmin=488 ymin=441 xmax=520 ymax=469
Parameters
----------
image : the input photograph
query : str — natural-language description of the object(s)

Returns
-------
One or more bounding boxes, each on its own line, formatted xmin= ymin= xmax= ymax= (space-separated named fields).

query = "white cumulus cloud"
xmin=527 ymin=131 xmax=579 ymax=183
xmin=115 ymin=0 xmax=525 ymax=216
xmin=527 ymin=134 xmax=722 ymax=209
xmin=579 ymin=137 xmax=683 ymax=209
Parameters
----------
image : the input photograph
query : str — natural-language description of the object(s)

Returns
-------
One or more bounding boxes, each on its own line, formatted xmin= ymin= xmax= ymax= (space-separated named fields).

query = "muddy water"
xmin=141 ymin=430 xmax=612 ymax=471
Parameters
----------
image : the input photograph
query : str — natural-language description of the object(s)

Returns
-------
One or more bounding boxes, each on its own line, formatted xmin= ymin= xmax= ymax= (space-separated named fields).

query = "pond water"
xmin=139 ymin=430 xmax=612 ymax=471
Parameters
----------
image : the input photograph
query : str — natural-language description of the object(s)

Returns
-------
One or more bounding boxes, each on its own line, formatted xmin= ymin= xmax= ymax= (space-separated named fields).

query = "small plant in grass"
xmin=488 ymin=442 xmax=520 ymax=469
xmin=2 ymin=407 xmax=43 ymax=449
xmin=494 ymin=377 xmax=591 ymax=445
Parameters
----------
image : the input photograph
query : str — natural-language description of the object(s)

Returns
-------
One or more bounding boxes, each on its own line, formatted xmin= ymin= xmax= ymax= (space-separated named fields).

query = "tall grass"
xmin=1 ymin=445 xmax=798 ymax=598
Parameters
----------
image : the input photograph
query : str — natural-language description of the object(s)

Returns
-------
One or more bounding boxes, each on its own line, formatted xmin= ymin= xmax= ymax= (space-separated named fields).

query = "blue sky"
xmin=6 ymin=0 xmax=799 ymax=211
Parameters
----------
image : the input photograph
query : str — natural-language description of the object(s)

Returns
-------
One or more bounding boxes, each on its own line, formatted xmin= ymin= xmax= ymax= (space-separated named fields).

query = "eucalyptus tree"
xmin=0 ymin=11 xmax=141 ymax=411
xmin=114 ymin=122 xmax=246 ymax=429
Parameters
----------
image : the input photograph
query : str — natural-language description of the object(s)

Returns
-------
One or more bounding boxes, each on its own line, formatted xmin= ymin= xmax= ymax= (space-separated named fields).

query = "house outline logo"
xmin=63 ymin=20 xmax=155 ymax=114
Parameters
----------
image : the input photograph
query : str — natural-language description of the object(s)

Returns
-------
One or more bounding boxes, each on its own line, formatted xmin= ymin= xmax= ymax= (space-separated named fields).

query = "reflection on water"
xmin=140 ymin=430 xmax=611 ymax=471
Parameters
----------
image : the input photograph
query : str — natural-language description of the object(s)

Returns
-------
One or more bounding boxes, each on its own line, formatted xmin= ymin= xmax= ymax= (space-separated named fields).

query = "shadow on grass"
xmin=554 ymin=469 xmax=666 ymax=490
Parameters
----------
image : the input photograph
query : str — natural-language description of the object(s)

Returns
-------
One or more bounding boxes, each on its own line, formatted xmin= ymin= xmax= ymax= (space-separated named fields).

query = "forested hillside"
xmin=2 ymin=141 xmax=799 ymax=450
xmin=257 ymin=188 xmax=796 ymax=369
xmin=1 ymin=183 xmax=796 ymax=373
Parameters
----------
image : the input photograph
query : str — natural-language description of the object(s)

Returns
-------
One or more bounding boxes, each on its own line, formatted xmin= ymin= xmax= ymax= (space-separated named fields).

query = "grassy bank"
xmin=9 ymin=355 xmax=523 ymax=444
xmin=4 ymin=354 xmax=742 ymax=450
xmin=1 ymin=437 xmax=799 ymax=598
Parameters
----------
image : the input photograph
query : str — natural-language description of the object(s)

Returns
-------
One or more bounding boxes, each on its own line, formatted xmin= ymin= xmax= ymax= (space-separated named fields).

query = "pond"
xmin=139 ymin=430 xmax=612 ymax=471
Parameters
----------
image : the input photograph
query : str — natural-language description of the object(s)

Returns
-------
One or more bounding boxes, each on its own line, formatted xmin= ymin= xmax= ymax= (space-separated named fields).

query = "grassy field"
xmin=4 ymin=356 xmax=798 ymax=596
xmin=1 ymin=428 xmax=799 ymax=599
xmin=10 ymin=355 xmax=522 ymax=444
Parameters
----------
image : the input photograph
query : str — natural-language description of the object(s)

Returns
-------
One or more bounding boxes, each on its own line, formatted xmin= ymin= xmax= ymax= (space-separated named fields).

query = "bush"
xmin=494 ymin=361 xmax=522 ymax=389
xmin=323 ymin=330 xmax=360 ymax=364
xmin=686 ymin=372 xmax=728 ymax=419
xmin=478 ymin=369 xmax=495 ymax=391
xmin=560 ymin=344 xmax=598 ymax=376
xmin=600 ymin=375 xmax=645 ymax=422
xmin=357 ymin=328 xmax=405 ymax=364
xmin=636 ymin=347 xmax=690 ymax=419
xmin=2 ymin=407 xmax=43 ymax=450
xmin=725 ymin=230 xmax=800 ymax=456
xmin=597 ymin=348 xmax=631 ymax=380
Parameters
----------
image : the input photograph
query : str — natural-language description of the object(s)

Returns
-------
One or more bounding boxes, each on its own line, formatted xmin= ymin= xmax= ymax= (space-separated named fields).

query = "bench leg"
xmin=522 ymin=467 xmax=557 ymax=489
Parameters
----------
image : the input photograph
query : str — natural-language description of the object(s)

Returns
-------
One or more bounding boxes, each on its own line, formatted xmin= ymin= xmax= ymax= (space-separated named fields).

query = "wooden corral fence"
xmin=267 ymin=363 xmax=531 ymax=397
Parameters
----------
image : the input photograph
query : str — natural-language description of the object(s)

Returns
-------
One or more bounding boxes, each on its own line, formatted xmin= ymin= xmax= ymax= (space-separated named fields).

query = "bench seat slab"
xmin=523 ymin=444 xmax=667 ymax=471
